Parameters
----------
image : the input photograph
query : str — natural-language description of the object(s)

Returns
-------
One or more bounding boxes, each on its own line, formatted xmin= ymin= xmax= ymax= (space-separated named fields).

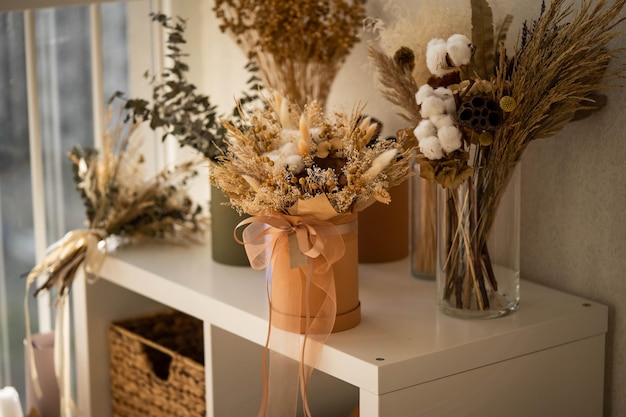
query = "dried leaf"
xmin=469 ymin=0 xmax=495 ymax=79
xmin=495 ymin=14 xmax=514 ymax=50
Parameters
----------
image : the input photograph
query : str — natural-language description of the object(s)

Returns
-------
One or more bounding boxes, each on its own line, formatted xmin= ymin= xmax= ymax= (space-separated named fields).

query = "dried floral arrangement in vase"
xmin=213 ymin=0 xmax=366 ymax=109
xmin=25 ymin=110 xmax=206 ymax=416
xmin=370 ymin=0 xmax=625 ymax=317
xmin=210 ymin=92 xmax=411 ymax=416
xmin=367 ymin=0 xmax=476 ymax=279
xmin=118 ymin=13 xmax=264 ymax=265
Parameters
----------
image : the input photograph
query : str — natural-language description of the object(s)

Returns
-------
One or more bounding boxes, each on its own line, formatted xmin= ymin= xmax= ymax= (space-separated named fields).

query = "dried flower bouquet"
xmin=371 ymin=0 xmax=626 ymax=314
xmin=213 ymin=0 xmax=366 ymax=108
xmin=210 ymin=93 xmax=411 ymax=417
xmin=211 ymin=93 xmax=411 ymax=219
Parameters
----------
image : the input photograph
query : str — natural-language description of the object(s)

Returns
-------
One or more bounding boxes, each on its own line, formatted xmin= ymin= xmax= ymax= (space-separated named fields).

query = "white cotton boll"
xmin=443 ymin=96 xmax=457 ymax=114
xmin=263 ymin=150 xmax=284 ymax=168
xmin=415 ymin=84 xmax=434 ymax=105
xmin=279 ymin=142 xmax=299 ymax=157
xmin=263 ymin=150 xmax=280 ymax=161
xmin=430 ymin=114 xmax=454 ymax=129
xmin=420 ymin=96 xmax=446 ymax=119
xmin=284 ymin=154 xmax=305 ymax=173
xmin=433 ymin=87 xmax=453 ymax=100
xmin=433 ymin=87 xmax=457 ymax=114
xmin=279 ymin=129 xmax=299 ymax=147
xmin=438 ymin=125 xmax=463 ymax=153
xmin=419 ymin=136 xmax=444 ymax=160
xmin=426 ymin=38 xmax=453 ymax=76
xmin=446 ymin=34 xmax=473 ymax=66
xmin=413 ymin=119 xmax=436 ymax=141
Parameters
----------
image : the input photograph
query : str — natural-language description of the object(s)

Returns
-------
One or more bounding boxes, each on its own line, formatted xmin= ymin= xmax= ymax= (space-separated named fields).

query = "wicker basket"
xmin=108 ymin=309 xmax=205 ymax=417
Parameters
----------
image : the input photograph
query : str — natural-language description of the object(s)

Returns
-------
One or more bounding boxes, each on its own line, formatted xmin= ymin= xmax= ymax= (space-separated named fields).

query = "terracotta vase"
xmin=358 ymin=181 xmax=410 ymax=263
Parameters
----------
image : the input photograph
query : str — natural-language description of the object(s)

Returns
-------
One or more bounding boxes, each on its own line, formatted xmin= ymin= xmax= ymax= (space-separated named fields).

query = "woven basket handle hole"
xmin=143 ymin=345 xmax=172 ymax=381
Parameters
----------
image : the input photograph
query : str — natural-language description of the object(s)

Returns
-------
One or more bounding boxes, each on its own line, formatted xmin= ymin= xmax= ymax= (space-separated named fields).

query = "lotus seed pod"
xmin=457 ymin=95 xmax=502 ymax=132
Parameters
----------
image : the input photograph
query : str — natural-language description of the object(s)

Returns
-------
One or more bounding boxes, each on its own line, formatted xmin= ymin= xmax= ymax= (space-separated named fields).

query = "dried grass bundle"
xmin=27 ymin=111 xmax=207 ymax=299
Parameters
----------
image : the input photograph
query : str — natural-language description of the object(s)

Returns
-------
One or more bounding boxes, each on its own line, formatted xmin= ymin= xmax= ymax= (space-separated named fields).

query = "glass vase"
xmin=410 ymin=162 xmax=437 ymax=279
xmin=436 ymin=162 xmax=521 ymax=319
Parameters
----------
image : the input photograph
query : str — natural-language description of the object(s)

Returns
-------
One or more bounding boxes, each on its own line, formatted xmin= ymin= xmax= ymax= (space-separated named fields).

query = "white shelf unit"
xmin=72 ymin=237 xmax=608 ymax=417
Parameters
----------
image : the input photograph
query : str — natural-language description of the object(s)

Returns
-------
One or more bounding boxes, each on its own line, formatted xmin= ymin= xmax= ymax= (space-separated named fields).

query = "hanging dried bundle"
xmin=27 ymin=110 xmax=207 ymax=299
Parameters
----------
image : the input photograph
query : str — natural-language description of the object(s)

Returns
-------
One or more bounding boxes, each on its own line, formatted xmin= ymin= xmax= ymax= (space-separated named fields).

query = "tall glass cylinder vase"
xmin=436 ymin=162 xmax=521 ymax=319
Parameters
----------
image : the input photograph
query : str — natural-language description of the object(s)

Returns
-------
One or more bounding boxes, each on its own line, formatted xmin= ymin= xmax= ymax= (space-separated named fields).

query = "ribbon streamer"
xmin=236 ymin=213 xmax=353 ymax=417
xmin=24 ymin=229 xmax=108 ymax=417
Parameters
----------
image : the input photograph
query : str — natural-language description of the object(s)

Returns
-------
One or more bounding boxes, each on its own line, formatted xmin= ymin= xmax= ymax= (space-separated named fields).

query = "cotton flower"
xmin=446 ymin=34 xmax=473 ymax=66
xmin=284 ymin=154 xmax=305 ymax=173
xmin=419 ymin=135 xmax=444 ymax=160
xmin=279 ymin=129 xmax=299 ymax=147
xmin=263 ymin=150 xmax=280 ymax=164
xmin=433 ymin=87 xmax=453 ymax=100
xmin=433 ymin=87 xmax=457 ymax=114
xmin=279 ymin=142 xmax=299 ymax=157
xmin=414 ymin=119 xmax=436 ymax=140
xmin=426 ymin=38 xmax=453 ymax=76
xmin=438 ymin=125 xmax=463 ymax=153
xmin=430 ymin=114 xmax=455 ymax=129
xmin=415 ymin=84 xmax=434 ymax=105
xmin=420 ymin=95 xmax=446 ymax=118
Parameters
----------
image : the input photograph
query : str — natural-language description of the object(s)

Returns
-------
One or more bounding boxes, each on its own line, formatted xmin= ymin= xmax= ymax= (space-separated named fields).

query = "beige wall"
xmin=521 ymin=80 xmax=626 ymax=416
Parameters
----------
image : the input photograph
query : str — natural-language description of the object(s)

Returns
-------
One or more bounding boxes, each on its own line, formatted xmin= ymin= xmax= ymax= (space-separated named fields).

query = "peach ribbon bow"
xmin=236 ymin=214 xmax=350 ymax=417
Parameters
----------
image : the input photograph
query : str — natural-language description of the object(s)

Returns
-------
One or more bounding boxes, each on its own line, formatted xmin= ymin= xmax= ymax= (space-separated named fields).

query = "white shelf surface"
xmin=92 ymin=236 xmax=608 ymax=398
